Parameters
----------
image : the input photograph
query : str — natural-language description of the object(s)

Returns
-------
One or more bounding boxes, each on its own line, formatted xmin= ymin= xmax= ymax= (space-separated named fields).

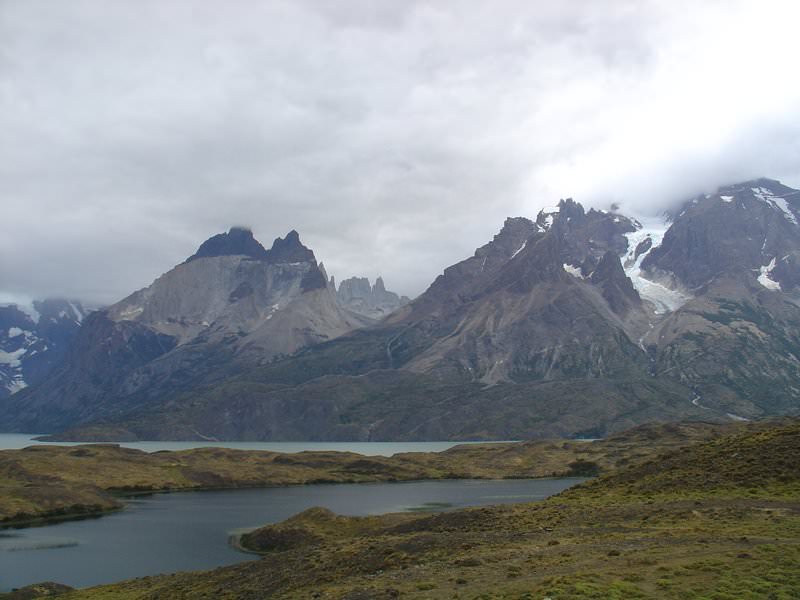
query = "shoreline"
xmin=1 ymin=473 xmax=587 ymax=530
xmin=0 ymin=420 xmax=743 ymax=530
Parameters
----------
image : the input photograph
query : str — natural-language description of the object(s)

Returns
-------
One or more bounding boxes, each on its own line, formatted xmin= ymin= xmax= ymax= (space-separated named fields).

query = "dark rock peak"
xmin=374 ymin=276 xmax=386 ymax=293
xmin=557 ymin=197 xmax=585 ymax=220
xmin=0 ymin=304 xmax=35 ymax=330
xmin=590 ymin=251 xmax=640 ymax=314
xmin=475 ymin=217 xmax=539 ymax=259
xmin=670 ymin=178 xmax=799 ymax=220
xmin=490 ymin=233 xmax=567 ymax=294
xmin=187 ymin=227 xmax=268 ymax=262
xmin=533 ymin=199 xmax=637 ymax=270
xmin=717 ymin=177 xmax=791 ymax=195
xmin=646 ymin=178 xmax=800 ymax=289
xmin=634 ymin=237 xmax=653 ymax=261
xmin=267 ymin=230 xmax=317 ymax=265
xmin=186 ymin=227 xmax=317 ymax=265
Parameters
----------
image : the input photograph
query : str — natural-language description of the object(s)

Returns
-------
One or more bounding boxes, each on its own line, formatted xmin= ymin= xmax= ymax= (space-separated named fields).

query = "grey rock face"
xmin=11 ymin=179 xmax=800 ymax=441
xmin=336 ymin=276 xmax=409 ymax=320
xmin=0 ymin=229 xmax=366 ymax=432
xmin=635 ymin=179 xmax=800 ymax=417
xmin=643 ymin=178 xmax=800 ymax=290
xmin=117 ymin=181 xmax=797 ymax=440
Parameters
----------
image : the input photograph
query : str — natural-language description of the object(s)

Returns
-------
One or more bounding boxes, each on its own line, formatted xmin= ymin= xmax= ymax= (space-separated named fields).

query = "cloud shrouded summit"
xmin=2 ymin=0 xmax=800 ymax=305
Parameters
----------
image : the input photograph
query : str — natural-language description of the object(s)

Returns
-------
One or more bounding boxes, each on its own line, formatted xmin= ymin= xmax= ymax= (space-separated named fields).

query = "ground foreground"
xmin=0 ymin=421 xmax=724 ymax=526
xmin=5 ymin=418 xmax=796 ymax=599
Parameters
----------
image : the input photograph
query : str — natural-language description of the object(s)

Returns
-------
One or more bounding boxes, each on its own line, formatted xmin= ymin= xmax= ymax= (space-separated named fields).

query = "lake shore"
xmin=0 ymin=420 xmax=733 ymax=528
xmin=40 ymin=417 xmax=800 ymax=600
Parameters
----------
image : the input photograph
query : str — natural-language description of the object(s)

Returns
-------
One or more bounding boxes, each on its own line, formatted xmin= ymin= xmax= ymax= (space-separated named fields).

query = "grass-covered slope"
xmin=54 ymin=418 xmax=800 ymax=599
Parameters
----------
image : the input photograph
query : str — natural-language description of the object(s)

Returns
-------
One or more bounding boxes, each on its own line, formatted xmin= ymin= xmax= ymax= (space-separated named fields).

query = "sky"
xmin=2 ymin=0 xmax=800 ymax=305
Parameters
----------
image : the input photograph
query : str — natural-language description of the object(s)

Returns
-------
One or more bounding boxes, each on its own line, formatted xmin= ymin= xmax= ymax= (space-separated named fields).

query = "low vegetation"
xmin=49 ymin=418 xmax=800 ymax=599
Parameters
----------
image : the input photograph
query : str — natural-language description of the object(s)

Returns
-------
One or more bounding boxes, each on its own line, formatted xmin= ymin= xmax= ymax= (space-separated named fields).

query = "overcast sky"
xmin=2 ymin=0 xmax=800 ymax=305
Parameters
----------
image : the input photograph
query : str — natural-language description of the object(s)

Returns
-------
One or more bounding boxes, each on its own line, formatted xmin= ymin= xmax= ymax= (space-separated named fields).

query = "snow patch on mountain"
xmin=1 ymin=299 xmax=91 ymax=396
xmin=0 ymin=347 xmax=26 ymax=367
xmin=757 ymin=258 xmax=781 ymax=290
xmin=6 ymin=378 xmax=27 ymax=394
xmin=727 ymin=412 xmax=749 ymax=422
xmin=752 ymin=187 xmax=798 ymax=225
xmin=511 ymin=241 xmax=528 ymax=259
xmin=563 ymin=263 xmax=585 ymax=279
xmin=623 ymin=220 xmax=692 ymax=314
xmin=1 ymin=300 xmax=40 ymax=324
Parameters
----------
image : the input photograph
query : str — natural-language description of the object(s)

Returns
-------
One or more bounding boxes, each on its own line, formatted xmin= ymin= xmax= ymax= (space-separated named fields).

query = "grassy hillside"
xmin=51 ymin=418 xmax=800 ymax=599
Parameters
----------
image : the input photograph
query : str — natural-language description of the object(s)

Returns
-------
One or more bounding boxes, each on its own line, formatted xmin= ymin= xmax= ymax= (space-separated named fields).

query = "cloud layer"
xmin=2 ymin=0 xmax=799 ymax=304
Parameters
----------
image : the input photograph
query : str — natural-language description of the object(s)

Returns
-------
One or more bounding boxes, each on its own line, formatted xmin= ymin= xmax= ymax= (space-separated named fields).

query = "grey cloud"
xmin=2 ymin=0 xmax=799 ymax=305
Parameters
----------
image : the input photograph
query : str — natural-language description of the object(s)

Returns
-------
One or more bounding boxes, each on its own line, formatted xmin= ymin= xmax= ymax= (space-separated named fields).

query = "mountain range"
xmin=2 ymin=178 xmax=799 ymax=440
xmin=0 ymin=299 xmax=89 ymax=398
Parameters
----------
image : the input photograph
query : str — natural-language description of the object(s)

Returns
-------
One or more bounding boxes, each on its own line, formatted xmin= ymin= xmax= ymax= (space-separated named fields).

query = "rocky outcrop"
xmin=186 ymin=226 xmax=269 ymax=262
xmin=635 ymin=179 xmax=800 ymax=417
xmin=336 ymin=277 xmax=409 ymax=320
xmin=590 ymin=251 xmax=641 ymax=315
xmin=643 ymin=178 xmax=800 ymax=290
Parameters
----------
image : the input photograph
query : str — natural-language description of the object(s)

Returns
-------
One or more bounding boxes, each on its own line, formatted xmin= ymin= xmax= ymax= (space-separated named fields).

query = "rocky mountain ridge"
xmin=6 ymin=178 xmax=800 ymax=440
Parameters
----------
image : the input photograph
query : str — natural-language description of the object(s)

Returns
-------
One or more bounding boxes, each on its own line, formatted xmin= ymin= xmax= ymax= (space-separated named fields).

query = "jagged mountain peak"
xmin=489 ymin=231 xmax=570 ymax=294
xmin=645 ymin=178 xmax=800 ymax=291
xmin=475 ymin=216 xmax=538 ymax=259
xmin=557 ymin=197 xmax=585 ymax=220
xmin=336 ymin=276 xmax=409 ymax=320
xmin=590 ymin=251 xmax=641 ymax=315
xmin=187 ymin=226 xmax=268 ymax=262
xmin=718 ymin=177 xmax=790 ymax=194
xmin=267 ymin=230 xmax=316 ymax=264
xmin=186 ymin=227 xmax=317 ymax=266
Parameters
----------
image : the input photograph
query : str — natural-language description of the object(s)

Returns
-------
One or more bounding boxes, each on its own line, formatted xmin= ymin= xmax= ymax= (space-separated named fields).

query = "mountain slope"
xmin=12 ymin=179 xmax=800 ymax=441
xmin=638 ymin=179 xmax=800 ymax=417
xmin=0 ymin=299 xmax=90 ymax=397
xmin=0 ymin=228 xmax=368 ymax=433
xmin=40 ymin=200 xmax=703 ymax=440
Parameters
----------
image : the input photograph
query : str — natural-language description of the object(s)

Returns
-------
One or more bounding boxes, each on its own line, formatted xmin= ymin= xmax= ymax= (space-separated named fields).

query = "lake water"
xmin=0 ymin=478 xmax=583 ymax=591
xmin=0 ymin=434 xmax=509 ymax=456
